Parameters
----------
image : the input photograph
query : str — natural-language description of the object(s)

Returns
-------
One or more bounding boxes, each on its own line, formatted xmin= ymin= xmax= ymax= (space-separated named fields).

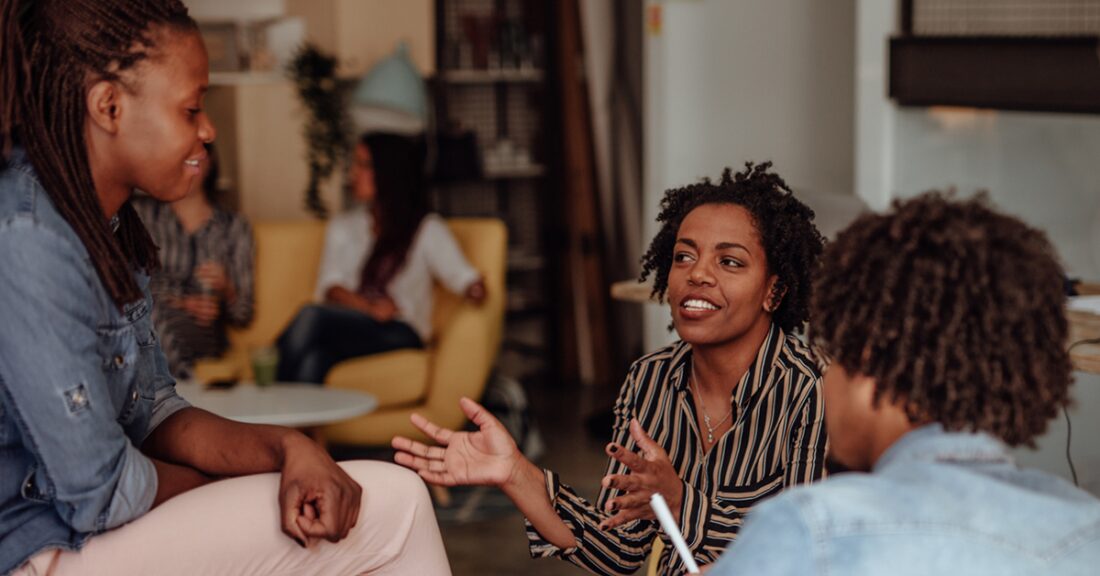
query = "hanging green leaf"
xmin=287 ymin=43 xmax=352 ymax=219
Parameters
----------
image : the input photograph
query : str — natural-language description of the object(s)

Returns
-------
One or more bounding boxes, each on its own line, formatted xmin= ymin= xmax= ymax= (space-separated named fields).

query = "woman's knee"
xmin=292 ymin=305 xmax=327 ymax=333
xmin=340 ymin=461 xmax=432 ymax=513
xmin=295 ymin=350 xmax=332 ymax=384
xmin=279 ymin=305 xmax=325 ymax=350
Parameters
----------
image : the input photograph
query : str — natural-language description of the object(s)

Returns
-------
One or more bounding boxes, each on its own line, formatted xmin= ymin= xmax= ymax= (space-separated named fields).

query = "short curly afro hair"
xmin=810 ymin=192 xmax=1072 ymax=447
xmin=640 ymin=161 xmax=824 ymax=334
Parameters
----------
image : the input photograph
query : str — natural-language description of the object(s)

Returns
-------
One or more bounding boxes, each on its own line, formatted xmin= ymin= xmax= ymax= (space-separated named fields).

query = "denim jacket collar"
xmin=873 ymin=423 xmax=1013 ymax=473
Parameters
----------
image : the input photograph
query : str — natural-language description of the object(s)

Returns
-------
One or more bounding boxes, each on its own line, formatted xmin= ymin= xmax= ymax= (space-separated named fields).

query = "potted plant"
xmin=287 ymin=43 xmax=352 ymax=218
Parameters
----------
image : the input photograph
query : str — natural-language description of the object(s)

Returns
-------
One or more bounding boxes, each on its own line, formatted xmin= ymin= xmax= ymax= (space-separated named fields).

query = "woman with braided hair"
xmin=0 ymin=1 xmax=449 ymax=574
xmin=394 ymin=162 xmax=829 ymax=575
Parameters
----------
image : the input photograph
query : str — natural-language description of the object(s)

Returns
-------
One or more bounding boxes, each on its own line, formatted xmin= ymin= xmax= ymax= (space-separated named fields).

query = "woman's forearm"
xmin=222 ymin=279 xmax=238 ymax=308
xmin=142 ymin=407 xmax=306 ymax=477
xmin=150 ymin=457 xmax=213 ymax=507
xmin=501 ymin=457 xmax=578 ymax=550
xmin=324 ymin=286 xmax=393 ymax=320
xmin=324 ymin=286 xmax=361 ymax=308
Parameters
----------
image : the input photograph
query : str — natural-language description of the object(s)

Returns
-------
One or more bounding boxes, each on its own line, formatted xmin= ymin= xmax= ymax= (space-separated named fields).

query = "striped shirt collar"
xmin=669 ymin=323 xmax=786 ymax=408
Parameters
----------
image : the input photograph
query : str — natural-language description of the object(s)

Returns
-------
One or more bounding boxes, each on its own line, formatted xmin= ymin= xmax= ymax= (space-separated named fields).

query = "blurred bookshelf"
xmin=430 ymin=0 xmax=559 ymax=382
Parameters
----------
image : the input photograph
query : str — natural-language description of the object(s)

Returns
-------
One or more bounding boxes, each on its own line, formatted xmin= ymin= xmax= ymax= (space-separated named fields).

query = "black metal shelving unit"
xmin=430 ymin=0 xmax=561 ymax=382
xmin=891 ymin=0 xmax=1100 ymax=114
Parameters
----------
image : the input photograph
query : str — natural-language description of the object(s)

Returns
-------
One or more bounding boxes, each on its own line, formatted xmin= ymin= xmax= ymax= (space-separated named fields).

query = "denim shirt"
xmin=0 ymin=149 xmax=191 ymax=575
xmin=711 ymin=424 xmax=1100 ymax=575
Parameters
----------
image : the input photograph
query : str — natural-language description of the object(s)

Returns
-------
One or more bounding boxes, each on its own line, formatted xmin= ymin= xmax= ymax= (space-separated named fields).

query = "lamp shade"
xmin=352 ymin=43 xmax=428 ymax=134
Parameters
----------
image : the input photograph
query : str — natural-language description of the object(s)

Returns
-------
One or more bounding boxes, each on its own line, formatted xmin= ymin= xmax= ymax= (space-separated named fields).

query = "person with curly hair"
xmin=708 ymin=193 xmax=1100 ymax=575
xmin=393 ymin=162 xmax=829 ymax=574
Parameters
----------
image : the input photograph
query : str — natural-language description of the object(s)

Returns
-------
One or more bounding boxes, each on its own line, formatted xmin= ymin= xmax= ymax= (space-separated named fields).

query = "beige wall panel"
xmin=285 ymin=0 xmax=339 ymax=56
xmin=233 ymin=81 xmax=342 ymax=221
xmin=205 ymin=86 xmax=240 ymax=211
xmin=334 ymin=0 xmax=434 ymax=76
xmin=288 ymin=0 xmax=434 ymax=77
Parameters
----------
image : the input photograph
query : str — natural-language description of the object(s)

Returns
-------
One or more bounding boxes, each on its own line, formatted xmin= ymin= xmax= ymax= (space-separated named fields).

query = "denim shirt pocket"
xmin=20 ymin=465 xmax=50 ymax=504
xmin=0 ymin=399 xmax=9 ymax=446
xmin=127 ymin=310 xmax=160 ymax=437
xmin=714 ymin=469 xmax=785 ymax=508
xmin=97 ymin=299 xmax=155 ymax=434
xmin=0 ymin=397 xmax=22 ymax=454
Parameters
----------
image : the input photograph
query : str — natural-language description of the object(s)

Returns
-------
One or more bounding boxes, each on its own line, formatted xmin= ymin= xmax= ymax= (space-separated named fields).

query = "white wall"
xmin=186 ymin=0 xmax=285 ymax=22
xmin=892 ymin=109 xmax=1100 ymax=281
xmin=643 ymin=0 xmax=856 ymax=350
xmin=856 ymin=1 xmax=1100 ymax=281
xmin=1015 ymin=376 xmax=1100 ymax=496
xmin=856 ymin=0 xmax=1100 ymax=495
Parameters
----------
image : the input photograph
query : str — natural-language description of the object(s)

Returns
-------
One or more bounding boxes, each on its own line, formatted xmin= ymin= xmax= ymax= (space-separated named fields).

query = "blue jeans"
xmin=275 ymin=305 xmax=422 ymax=384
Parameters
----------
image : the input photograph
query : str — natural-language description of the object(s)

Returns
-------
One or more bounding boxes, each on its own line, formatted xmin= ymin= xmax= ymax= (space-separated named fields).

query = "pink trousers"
xmin=16 ymin=461 xmax=451 ymax=576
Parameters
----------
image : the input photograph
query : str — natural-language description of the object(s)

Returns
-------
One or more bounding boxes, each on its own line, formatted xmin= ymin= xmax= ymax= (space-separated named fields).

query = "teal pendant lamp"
xmin=351 ymin=42 xmax=429 ymax=135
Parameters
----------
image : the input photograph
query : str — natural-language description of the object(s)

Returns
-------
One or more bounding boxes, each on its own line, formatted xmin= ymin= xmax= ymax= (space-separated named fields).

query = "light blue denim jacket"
xmin=711 ymin=424 xmax=1100 ymax=575
xmin=0 ymin=149 xmax=191 ymax=575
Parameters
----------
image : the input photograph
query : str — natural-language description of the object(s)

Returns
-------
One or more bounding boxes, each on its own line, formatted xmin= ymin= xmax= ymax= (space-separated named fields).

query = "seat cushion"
xmin=324 ymin=348 xmax=431 ymax=408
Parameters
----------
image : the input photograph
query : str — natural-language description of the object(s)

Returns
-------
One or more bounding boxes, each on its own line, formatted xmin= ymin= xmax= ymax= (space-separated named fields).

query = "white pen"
xmin=649 ymin=492 xmax=701 ymax=574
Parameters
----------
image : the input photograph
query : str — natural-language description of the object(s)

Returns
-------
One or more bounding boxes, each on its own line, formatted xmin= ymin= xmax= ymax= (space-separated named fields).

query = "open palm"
xmin=392 ymin=397 xmax=520 ymax=487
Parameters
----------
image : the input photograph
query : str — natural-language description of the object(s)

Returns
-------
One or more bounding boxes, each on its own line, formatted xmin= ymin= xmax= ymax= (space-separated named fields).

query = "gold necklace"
xmin=690 ymin=366 xmax=732 ymax=444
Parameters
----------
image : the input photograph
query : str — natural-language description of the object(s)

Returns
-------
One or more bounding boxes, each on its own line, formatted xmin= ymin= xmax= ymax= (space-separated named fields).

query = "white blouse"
xmin=314 ymin=206 xmax=480 ymax=341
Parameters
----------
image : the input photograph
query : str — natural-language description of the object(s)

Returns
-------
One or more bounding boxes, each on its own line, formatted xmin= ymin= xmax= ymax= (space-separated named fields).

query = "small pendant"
xmin=707 ymin=431 xmax=714 ymax=443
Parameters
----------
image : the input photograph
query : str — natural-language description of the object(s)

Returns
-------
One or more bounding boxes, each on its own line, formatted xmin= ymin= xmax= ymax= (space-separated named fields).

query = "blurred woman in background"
xmin=276 ymin=132 xmax=486 ymax=384
xmin=134 ymin=143 xmax=255 ymax=378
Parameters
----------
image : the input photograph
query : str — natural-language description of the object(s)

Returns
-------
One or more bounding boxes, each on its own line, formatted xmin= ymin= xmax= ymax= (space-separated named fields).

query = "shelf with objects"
xmin=430 ymin=0 xmax=559 ymax=382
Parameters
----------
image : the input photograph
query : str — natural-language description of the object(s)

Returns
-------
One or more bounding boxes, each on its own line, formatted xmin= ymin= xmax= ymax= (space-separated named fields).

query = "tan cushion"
xmin=325 ymin=348 xmax=431 ymax=408
xmin=228 ymin=221 xmax=326 ymax=351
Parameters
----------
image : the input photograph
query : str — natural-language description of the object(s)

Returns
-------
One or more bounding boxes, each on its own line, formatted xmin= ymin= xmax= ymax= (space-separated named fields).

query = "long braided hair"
xmin=0 ymin=0 xmax=196 ymax=308
xmin=357 ymin=132 xmax=429 ymax=297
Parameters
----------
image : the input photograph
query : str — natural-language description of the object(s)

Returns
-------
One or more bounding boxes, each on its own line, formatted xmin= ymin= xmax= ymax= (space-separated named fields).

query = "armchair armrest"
xmin=325 ymin=349 xmax=431 ymax=408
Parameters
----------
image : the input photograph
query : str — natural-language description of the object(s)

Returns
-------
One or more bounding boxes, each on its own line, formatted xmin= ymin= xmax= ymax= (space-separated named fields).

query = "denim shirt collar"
xmin=873 ymin=423 xmax=1013 ymax=473
xmin=4 ymin=145 xmax=28 ymax=167
xmin=7 ymin=146 xmax=122 ymax=234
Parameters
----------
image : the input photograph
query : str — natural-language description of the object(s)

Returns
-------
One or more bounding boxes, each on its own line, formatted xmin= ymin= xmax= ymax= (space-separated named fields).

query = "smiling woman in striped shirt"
xmin=394 ymin=162 xmax=828 ymax=575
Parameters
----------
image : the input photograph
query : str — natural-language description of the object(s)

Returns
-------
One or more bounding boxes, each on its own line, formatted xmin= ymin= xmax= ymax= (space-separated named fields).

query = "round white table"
xmin=175 ymin=381 xmax=378 ymax=428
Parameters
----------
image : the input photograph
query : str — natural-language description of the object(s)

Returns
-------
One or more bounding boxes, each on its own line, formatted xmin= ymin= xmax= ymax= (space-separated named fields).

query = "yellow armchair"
xmin=324 ymin=218 xmax=507 ymax=445
xmin=193 ymin=217 xmax=506 ymax=447
xmin=193 ymin=220 xmax=327 ymax=382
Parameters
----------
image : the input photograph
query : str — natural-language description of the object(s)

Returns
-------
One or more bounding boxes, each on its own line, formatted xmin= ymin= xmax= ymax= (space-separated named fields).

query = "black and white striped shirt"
xmin=527 ymin=324 xmax=827 ymax=575
xmin=133 ymin=197 xmax=254 ymax=376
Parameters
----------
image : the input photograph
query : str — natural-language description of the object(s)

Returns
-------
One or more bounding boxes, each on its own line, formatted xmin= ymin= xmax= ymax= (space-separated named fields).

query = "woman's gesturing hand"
xmin=599 ymin=419 xmax=684 ymax=530
xmin=392 ymin=397 xmax=521 ymax=487
xmin=278 ymin=434 xmax=362 ymax=547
